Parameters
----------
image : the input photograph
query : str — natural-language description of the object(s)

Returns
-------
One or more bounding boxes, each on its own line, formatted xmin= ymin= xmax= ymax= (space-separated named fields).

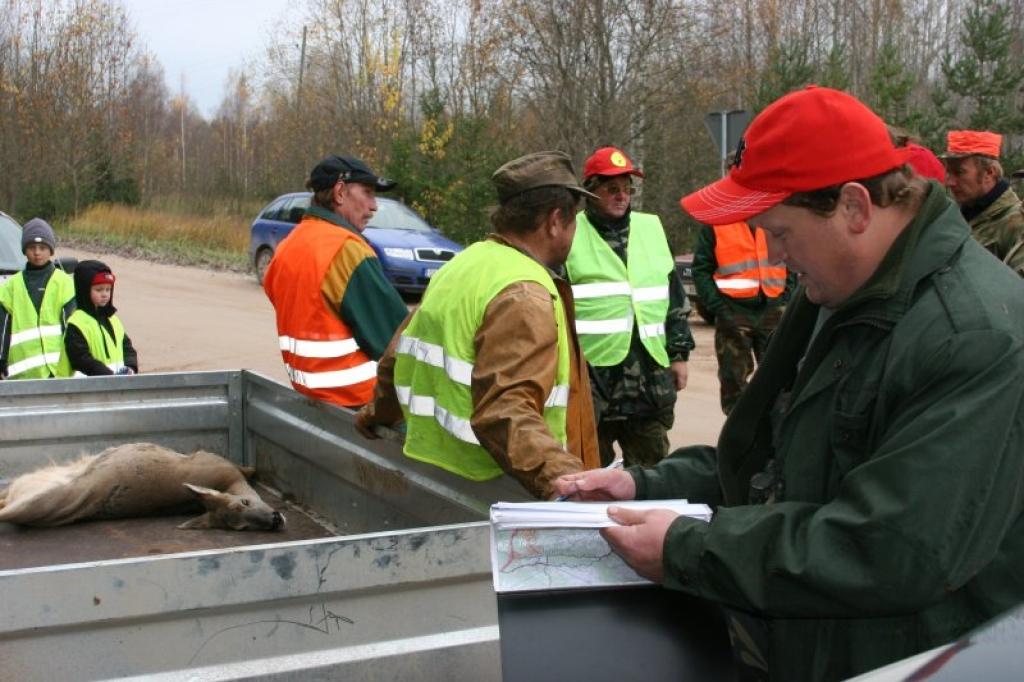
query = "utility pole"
xmin=297 ymin=26 xmax=307 ymax=105
xmin=180 ymin=74 xmax=187 ymax=190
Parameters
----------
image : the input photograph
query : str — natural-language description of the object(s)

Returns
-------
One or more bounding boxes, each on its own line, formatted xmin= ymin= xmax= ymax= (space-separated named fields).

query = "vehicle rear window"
xmin=369 ymin=200 xmax=434 ymax=232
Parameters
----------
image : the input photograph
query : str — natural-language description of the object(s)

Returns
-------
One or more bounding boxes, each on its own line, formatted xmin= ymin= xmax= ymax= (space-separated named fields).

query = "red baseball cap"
xmin=583 ymin=146 xmax=645 ymax=181
xmin=941 ymin=130 xmax=1002 ymax=159
xmin=904 ymin=143 xmax=946 ymax=183
xmin=680 ymin=86 xmax=913 ymax=224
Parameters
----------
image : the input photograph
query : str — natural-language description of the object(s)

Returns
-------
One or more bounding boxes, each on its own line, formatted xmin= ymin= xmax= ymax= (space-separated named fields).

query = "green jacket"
xmin=967 ymin=183 xmax=1024 ymax=277
xmin=632 ymin=185 xmax=1024 ymax=680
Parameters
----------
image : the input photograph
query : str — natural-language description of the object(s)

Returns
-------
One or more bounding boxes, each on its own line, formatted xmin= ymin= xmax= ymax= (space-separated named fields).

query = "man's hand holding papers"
xmin=603 ymin=506 xmax=682 ymax=582
xmin=490 ymin=500 xmax=712 ymax=592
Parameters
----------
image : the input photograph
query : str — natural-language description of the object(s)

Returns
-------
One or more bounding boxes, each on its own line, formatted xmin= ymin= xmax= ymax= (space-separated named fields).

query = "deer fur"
xmin=0 ymin=442 xmax=285 ymax=531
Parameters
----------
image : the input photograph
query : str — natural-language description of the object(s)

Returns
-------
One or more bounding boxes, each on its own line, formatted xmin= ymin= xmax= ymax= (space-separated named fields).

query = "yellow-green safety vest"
xmin=566 ymin=212 xmax=674 ymax=367
xmin=0 ymin=269 xmax=74 ymax=379
xmin=393 ymin=239 xmax=571 ymax=481
xmin=56 ymin=309 xmax=126 ymax=377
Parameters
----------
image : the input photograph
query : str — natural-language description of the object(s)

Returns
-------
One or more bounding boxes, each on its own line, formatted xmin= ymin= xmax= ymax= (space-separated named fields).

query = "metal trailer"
xmin=0 ymin=370 xmax=532 ymax=681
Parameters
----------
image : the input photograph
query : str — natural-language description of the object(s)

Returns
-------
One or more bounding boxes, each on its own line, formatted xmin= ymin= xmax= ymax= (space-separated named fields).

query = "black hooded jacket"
xmin=64 ymin=260 xmax=138 ymax=375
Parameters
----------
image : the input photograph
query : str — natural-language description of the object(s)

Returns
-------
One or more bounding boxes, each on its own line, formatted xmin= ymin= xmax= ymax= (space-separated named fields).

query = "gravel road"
xmin=64 ymin=246 xmax=726 ymax=449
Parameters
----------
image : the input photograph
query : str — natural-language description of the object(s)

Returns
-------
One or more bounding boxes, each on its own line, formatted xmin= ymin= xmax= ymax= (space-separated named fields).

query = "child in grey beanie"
xmin=21 ymin=218 xmax=57 ymax=254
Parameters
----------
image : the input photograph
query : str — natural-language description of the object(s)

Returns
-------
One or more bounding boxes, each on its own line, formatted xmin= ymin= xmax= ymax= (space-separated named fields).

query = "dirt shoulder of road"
xmin=62 ymin=246 xmax=725 ymax=449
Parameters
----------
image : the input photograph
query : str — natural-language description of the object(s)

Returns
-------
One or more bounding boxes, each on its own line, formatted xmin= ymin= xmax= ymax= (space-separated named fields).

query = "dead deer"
xmin=0 ymin=442 xmax=285 ymax=531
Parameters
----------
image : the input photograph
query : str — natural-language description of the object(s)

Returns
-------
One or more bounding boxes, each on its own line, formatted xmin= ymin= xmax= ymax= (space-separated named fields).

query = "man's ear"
xmin=838 ymin=183 xmax=872 ymax=234
xmin=332 ymin=180 xmax=347 ymax=206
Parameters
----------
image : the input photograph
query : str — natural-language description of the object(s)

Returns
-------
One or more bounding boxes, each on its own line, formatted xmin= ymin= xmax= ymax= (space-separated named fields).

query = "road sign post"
xmin=704 ymin=110 xmax=752 ymax=177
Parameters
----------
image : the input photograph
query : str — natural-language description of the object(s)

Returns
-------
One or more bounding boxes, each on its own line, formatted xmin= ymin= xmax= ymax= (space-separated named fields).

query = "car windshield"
xmin=0 ymin=213 xmax=24 ymax=272
xmin=368 ymin=200 xmax=434 ymax=232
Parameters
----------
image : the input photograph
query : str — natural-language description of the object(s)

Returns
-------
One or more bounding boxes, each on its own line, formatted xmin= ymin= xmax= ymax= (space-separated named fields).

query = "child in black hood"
xmin=58 ymin=260 xmax=139 ymax=376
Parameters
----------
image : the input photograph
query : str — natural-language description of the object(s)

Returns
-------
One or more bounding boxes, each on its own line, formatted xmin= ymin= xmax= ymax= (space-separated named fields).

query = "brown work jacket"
xmin=365 ymin=235 xmax=600 ymax=498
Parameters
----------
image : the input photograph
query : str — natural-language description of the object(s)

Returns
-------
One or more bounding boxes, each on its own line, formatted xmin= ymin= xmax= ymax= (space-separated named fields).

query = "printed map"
xmin=490 ymin=526 xmax=648 ymax=593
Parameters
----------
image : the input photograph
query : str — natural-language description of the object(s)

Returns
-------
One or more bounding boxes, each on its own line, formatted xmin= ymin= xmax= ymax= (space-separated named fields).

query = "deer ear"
xmin=177 ymin=513 xmax=213 ymax=530
xmin=183 ymin=483 xmax=232 ymax=511
xmin=236 ymin=465 xmax=257 ymax=479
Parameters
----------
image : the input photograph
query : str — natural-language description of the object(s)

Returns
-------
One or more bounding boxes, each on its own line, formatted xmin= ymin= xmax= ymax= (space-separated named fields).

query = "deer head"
xmin=178 ymin=483 xmax=286 ymax=531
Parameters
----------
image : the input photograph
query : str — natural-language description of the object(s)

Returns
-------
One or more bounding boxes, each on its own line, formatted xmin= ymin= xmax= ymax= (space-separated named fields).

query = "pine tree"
xmin=818 ymin=44 xmax=851 ymax=93
xmin=943 ymin=0 xmax=1024 ymax=133
xmin=869 ymin=42 xmax=915 ymax=128
xmin=752 ymin=40 xmax=816 ymax=112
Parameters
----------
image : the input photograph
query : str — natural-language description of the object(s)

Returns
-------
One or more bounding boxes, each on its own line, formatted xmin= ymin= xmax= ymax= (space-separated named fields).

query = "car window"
xmin=281 ymin=195 xmax=310 ymax=224
xmin=0 ymin=213 xmax=25 ymax=272
xmin=260 ymin=198 xmax=288 ymax=221
xmin=369 ymin=199 xmax=434 ymax=232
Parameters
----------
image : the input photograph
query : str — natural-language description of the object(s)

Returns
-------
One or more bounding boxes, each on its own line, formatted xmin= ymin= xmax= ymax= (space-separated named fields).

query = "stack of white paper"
xmin=491 ymin=499 xmax=713 ymax=530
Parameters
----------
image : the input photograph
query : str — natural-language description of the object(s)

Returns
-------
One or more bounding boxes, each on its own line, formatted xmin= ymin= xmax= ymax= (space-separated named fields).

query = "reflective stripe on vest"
xmin=565 ymin=212 xmax=674 ymax=367
xmin=263 ymin=216 xmax=377 ymax=406
xmin=712 ymin=222 xmax=787 ymax=298
xmin=0 ymin=269 xmax=74 ymax=379
xmin=393 ymin=240 xmax=571 ymax=481
xmin=56 ymin=309 xmax=126 ymax=377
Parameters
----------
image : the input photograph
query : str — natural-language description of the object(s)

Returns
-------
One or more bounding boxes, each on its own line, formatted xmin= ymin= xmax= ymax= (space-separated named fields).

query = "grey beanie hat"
xmin=22 ymin=218 xmax=57 ymax=253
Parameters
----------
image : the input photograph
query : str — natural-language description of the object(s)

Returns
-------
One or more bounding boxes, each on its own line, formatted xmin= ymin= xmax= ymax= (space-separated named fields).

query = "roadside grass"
xmin=62 ymin=202 xmax=253 ymax=272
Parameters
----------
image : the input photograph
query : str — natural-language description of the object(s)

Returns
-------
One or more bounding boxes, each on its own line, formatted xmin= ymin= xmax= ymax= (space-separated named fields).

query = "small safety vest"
xmin=0 ymin=269 xmax=74 ymax=379
xmin=712 ymin=222 xmax=787 ymax=299
xmin=393 ymin=240 xmax=570 ymax=481
xmin=56 ymin=309 xmax=126 ymax=376
xmin=566 ymin=212 xmax=674 ymax=367
xmin=263 ymin=216 xmax=377 ymax=406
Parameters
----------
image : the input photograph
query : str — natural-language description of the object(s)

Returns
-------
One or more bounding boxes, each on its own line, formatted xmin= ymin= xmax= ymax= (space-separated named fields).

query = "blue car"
xmin=249 ymin=192 xmax=462 ymax=293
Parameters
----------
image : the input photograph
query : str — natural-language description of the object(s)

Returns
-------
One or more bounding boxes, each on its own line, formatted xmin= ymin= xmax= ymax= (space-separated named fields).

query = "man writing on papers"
xmin=554 ymin=87 xmax=1024 ymax=681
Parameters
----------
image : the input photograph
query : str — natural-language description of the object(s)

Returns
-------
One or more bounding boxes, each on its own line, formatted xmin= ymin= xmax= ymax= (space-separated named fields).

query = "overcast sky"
xmin=124 ymin=0 xmax=294 ymax=118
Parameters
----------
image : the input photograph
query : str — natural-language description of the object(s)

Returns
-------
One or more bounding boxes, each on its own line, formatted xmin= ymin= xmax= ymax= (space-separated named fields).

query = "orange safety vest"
xmin=263 ymin=216 xmax=377 ymax=406
xmin=712 ymin=222 xmax=787 ymax=299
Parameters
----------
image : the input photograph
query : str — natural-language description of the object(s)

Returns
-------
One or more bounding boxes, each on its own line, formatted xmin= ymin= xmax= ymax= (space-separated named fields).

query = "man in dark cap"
xmin=0 ymin=218 xmax=75 ymax=379
xmin=355 ymin=151 xmax=600 ymax=499
xmin=263 ymin=155 xmax=408 ymax=407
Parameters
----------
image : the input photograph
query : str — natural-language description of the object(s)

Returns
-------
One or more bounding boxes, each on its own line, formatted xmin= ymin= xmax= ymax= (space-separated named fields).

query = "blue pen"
xmin=555 ymin=458 xmax=624 ymax=501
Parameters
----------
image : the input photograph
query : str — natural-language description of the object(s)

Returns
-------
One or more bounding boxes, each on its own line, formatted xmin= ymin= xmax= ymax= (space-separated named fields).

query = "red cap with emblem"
xmin=582 ymin=147 xmax=645 ymax=181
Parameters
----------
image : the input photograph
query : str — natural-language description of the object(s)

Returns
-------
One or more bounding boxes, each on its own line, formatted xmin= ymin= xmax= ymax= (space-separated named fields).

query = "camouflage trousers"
xmin=596 ymin=404 xmax=675 ymax=467
xmin=715 ymin=306 xmax=784 ymax=415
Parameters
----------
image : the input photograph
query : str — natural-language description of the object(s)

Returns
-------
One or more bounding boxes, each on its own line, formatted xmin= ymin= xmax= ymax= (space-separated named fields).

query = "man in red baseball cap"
xmin=555 ymin=87 xmax=1024 ymax=680
xmin=564 ymin=146 xmax=694 ymax=468
xmin=940 ymin=130 xmax=1024 ymax=275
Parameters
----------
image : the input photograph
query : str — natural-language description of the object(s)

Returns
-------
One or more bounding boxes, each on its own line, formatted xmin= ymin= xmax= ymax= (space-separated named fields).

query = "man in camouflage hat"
xmin=355 ymin=151 xmax=600 ymax=499
xmin=565 ymin=146 xmax=694 ymax=467
xmin=941 ymin=130 xmax=1024 ymax=276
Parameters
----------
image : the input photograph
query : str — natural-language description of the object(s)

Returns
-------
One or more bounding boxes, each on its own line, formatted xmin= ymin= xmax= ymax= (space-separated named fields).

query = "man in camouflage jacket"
xmin=565 ymin=147 xmax=695 ymax=467
xmin=942 ymin=129 xmax=1024 ymax=276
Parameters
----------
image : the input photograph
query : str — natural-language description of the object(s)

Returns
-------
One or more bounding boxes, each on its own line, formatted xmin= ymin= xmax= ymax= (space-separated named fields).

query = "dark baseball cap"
xmin=307 ymin=155 xmax=397 ymax=192
xmin=491 ymin=151 xmax=597 ymax=204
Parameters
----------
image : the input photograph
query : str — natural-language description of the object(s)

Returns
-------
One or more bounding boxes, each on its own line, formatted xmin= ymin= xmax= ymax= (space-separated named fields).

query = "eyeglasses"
xmin=596 ymin=183 xmax=636 ymax=196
